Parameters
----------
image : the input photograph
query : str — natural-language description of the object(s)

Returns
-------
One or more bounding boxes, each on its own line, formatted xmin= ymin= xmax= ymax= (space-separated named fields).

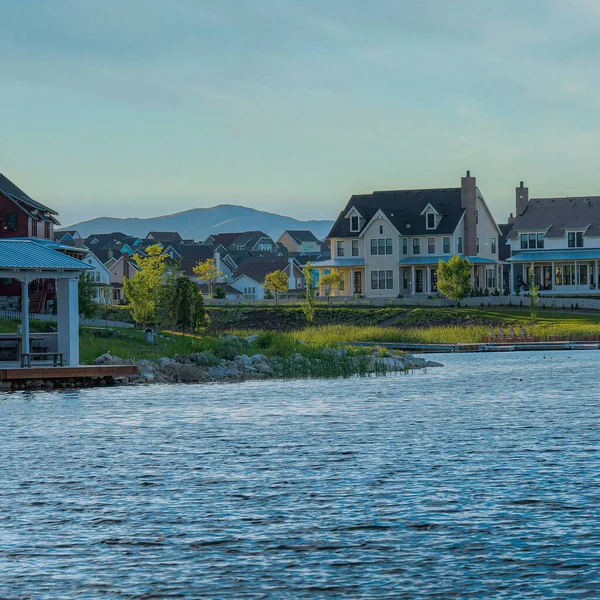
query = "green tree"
xmin=160 ymin=276 xmax=209 ymax=335
xmin=437 ymin=256 xmax=472 ymax=309
xmin=301 ymin=262 xmax=316 ymax=322
xmin=318 ymin=270 xmax=344 ymax=305
xmin=78 ymin=273 xmax=98 ymax=319
xmin=193 ymin=258 xmax=222 ymax=300
xmin=528 ymin=266 xmax=540 ymax=322
xmin=214 ymin=286 xmax=226 ymax=299
xmin=264 ymin=270 xmax=289 ymax=304
xmin=123 ymin=244 xmax=168 ymax=327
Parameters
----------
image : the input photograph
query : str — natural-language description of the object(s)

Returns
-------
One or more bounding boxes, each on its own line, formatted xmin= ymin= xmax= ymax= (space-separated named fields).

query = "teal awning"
xmin=311 ymin=258 xmax=365 ymax=268
xmin=0 ymin=240 xmax=92 ymax=271
xmin=398 ymin=255 xmax=499 ymax=265
xmin=508 ymin=249 xmax=600 ymax=262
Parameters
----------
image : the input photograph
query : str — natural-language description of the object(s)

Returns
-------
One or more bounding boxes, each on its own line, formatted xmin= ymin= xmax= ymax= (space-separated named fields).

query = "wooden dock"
xmin=349 ymin=341 xmax=600 ymax=354
xmin=0 ymin=364 xmax=138 ymax=381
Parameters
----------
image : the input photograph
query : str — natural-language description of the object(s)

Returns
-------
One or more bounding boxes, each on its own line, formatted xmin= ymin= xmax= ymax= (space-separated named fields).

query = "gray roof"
xmin=285 ymin=230 xmax=320 ymax=244
xmin=507 ymin=197 xmax=600 ymax=239
xmin=0 ymin=240 xmax=93 ymax=271
xmin=327 ymin=188 xmax=465 ymax=239
xmin=0 ymin=173 xmax=60 ymax=225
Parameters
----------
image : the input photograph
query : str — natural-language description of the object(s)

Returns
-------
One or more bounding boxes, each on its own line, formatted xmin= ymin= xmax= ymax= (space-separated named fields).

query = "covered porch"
xmin=508 ymin=249 xmax=600 ymax=295
xmin=0 ymin=240 xmax=92 ymax=367
xmin=310 ymin=258 xmax=365 ymax=297
xmin=398 ymin=256 xmax=503 ymax=296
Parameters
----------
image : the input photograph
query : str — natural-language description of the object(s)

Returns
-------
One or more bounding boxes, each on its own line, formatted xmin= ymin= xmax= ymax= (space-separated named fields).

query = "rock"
xmin=0 ymin=382 xmax=12 ymax=391
xmin=250 ymin=354 xmax=268 ymax=363
xmin=189 ymin=353 xmax=214 ymax=366
xmin=425 ymin=360 xmax=444 ymax=368
xmin=136 ymin=359 xmax=157 ymax=371
xmin=207 ymin=364 xmax=241 ymax=380
xmin=175 ymin=354 xmax=192 ymax=364
xmin=224 ymin=334 xmax=240 ymax=341
xmin=246 ymin=334 xmax=260 ymax=343
xmin=157 ymin=357 xmax=176 ymax=367
xmin=254 ymin=361 xmax=273 ymax=375
xmin=94 ymin=353 xmax=123 ymax=365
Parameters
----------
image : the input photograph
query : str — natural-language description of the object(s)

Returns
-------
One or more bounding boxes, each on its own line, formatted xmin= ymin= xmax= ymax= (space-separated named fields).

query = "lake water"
xmin=1 ymin=351 xmax=599 ymax=598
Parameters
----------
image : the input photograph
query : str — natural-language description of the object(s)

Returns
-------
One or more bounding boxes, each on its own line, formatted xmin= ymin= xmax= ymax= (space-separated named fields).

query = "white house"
xmin=84 ymin=252 xmax=112 ymax=304
xmin=230 ymin=258 xmax=304 ymax=300
xmin=506 ymin=182 xmax=600 ymax=294
xmin=313 ymin=171 xmax=503 ymax=297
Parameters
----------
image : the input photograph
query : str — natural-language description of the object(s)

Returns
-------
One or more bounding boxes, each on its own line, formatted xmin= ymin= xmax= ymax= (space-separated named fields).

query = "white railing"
xmin=0 ymin=310 xmax=134 ymax=328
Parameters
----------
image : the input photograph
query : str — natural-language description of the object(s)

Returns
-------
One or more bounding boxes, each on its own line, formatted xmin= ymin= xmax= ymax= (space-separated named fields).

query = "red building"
xmin=0 ymin=174 xmax=68 ymax=313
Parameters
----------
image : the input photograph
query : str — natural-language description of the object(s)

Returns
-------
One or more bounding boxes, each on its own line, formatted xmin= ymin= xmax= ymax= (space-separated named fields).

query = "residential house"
xmin=506 ymin=182 xmax=600 ymax=294
xmin=82 ymin=252 xmax=112 ymax=304
xmin=145 ymin=231 xmax=183 ymax=244
xmin=313 ymin=171 xmax=502 ymax=298
xmin=108 ymin=254 xmax=139 ymax=304
xmin=277 ymin=230 xmax=322 ymax=255
xmin=230 ymin=258 xmax=304 ymax=300
xmin=55 ymin=230 xmax=82 ymax=243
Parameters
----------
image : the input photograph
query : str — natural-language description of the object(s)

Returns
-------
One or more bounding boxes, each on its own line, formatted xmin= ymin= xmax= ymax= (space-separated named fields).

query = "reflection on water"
xmin=0 ymin=351 xmax=599 ymax=598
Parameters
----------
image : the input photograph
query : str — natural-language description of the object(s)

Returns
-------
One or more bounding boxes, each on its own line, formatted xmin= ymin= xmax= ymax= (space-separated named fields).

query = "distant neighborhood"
xmin=3 ymin=169 xmax=600 ymax=317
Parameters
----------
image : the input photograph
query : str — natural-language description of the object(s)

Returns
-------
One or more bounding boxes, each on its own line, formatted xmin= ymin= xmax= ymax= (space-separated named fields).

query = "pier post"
xmin=57 ymin=277 xmax=80 ymax=366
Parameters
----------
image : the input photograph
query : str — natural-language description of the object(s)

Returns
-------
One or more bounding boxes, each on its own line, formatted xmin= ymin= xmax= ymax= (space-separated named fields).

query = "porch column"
xmin=411 ymin=266 xmax=415 ymax=296
xmin=596 ymin=261 xmax=599 ymax=290
xmin=510 ymin=263 xmax=514 ymax=294
xmin=551 ymin=262 xmax=555 ymax=290
xmin=349 ymin=269 xmax=355 ymax=296
xmin=574 ymin=260 xmax=578 ymax=289
xmin=21 ymin=279 xmax=30 ymax=357
xmin=530 ymin=262 xmax=534 ymax=287
xmin=426 ymin=266 xmax=431 ymax=294
xmin=57 ymin=277 xmax=80 ymax=366
xmin=470 ymin=266 xmax=475 ymax=289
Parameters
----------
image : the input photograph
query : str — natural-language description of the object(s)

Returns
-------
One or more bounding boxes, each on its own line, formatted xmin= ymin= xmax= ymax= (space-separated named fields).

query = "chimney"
xmin=288 ymin=257 xmax=295 ymax=290
xmin=460 ymin=170 xmax=477 ymax=256
xmin=516 ymin=181 xmax=529 ymax=217
xmin=123 ymin=252 xmax=130 ymax=280
xmin=508 ymin=212 xmax=515 ymax=224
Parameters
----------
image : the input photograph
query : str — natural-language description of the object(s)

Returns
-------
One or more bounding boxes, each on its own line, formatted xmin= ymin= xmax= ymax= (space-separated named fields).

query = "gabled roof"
xmin=0 ymin=240 xmax=92 ymax=271
xmin=284 ymin=230 xmax=320 ymax=244
xmin=327 ymin=188 xmax=465 ymax=239
xmin=203 ymin=232 xmax=241 ymax=247
xmin=231 ymin=231 xmax=272 ymax=249
xmin=85 ymin=232 xmax=129 ymax=246
xmin=507 ymin=197 xmax=600 ymax=239
xmin=197 ymin=282 xmax=242 ymax=296
xmin=177 ymin=245 xmax=215 ymax=277
xmin=0 ymin=173 xmax=60 ymax=225
xmin=146 ymin=231 xmax=183 ymax=242
xmin=232 ymin=258 xmax=292 ymax=284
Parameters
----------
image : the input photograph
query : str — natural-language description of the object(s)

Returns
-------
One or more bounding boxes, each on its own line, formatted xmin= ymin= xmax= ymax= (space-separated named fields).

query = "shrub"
xmin=216 ymin=336 xmax=248 ymax=360
xmin=214 ymin=287 xmax=226 ymax=299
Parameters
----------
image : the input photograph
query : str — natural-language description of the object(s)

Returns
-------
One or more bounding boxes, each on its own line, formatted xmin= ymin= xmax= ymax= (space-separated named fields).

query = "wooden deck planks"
xmin=0 ymin=365 xmax=138 ymax=381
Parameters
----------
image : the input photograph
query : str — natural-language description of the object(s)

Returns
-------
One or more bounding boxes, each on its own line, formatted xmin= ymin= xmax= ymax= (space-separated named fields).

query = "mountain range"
xmin=63 ymin=205 xmax=335 ymax=242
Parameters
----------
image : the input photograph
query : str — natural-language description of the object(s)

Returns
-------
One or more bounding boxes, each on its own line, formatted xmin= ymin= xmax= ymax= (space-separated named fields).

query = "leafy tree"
xmin=264 ymin=270 xmax=289 ymax=304
xmin=437 ymin=256 xmax=472 ymax=309
xmin=78 ymin=273 xmax=98 ymax=319
xmin=214 ymin=286 xmax=226 ymax=299
xmin=160 ymin=276 xmax=209 ymax=335
xmin=528 ymin=266 xmax=540 ymax=322
xmin=318 ymin=271 xmax=344 ymax=305
xmin=123 ymin=244 xmax=168 ymax=327
xmin=301 ymin=262 xmax=316 ymax=322
xmin=193 ymin=258 xmax=222 ymax=300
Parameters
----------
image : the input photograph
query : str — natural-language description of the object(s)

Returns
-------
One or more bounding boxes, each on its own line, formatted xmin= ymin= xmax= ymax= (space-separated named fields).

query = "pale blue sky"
xmin=1 ymin=0 xmax=599 ymax=226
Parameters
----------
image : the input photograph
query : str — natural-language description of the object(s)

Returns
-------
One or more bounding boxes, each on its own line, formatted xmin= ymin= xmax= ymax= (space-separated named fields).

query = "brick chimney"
xmin=516 ymin=181 xmax=529 ymax=216
xmin=460 ymin=170 xmax=477 ymax=256
xmin=123 ymin=252 xmax=130 ymax=280
xmin=507 ymin=212 xmax=515 ymax=224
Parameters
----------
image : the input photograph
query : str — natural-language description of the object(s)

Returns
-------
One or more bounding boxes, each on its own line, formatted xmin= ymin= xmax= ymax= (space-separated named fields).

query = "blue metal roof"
xmin=0 ymin=240 xmax=93 ymax=270
xmin=311 ymin=258 xmax=365 ymax=268
xmin=398 ymin=255 xmax=499 ymax=265
xmin=508 ymin=249 xmax=600 ymax=262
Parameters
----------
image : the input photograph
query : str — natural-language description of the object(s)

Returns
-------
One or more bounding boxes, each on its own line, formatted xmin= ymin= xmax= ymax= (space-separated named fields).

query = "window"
xmin=243 ymin=286 xmax=256 ymax=299
xmin=476 ymin=237 xmax=480 ymax=254
xmin=402 ymin=238 xmax=408 ymax=255
xmin=568 ymin=232 xmax=584 ymax=248
xmin=443 ymin=237 xmax=450 ymax=254
xmin=537 ymin=233 xmax=544 ymax=249
xmin=563 ymin=264 xmax=574 ymax=286
xmin=521 ymin=234 xmax=528 ymax=250
xmin=7 ymin=213 xmax=17 ymax=231
xmin=337 ymin=240 xmax=344 ymax=257
xmin=428 ymin=238 xmax=435 ymax=254
xmin=486 ymin=268 xmax=496 ymax=288
xmin=258 ymin=243 xmax=272 ymax=252
xmin=32 ymin=219 xmax=38 ymax=236
xmin=350 ymin=216 xmax=359 ymax=232
xmin=296 ymin=278 xmax=302 ymax=288
xmin=476 ymin=209 xmax=479 ymax=224
xmin=44 ymin=221 xmax=51 ymax=238
xmin=339 ymin=277 xmax=345 ymax=291
xmin=427 ymin=213 xmax=435 ymax=229
xmin=352 ymin=240 xmax=359 ymax=256
xmin=370 ymin=239 xmax=377 ymax=255
xmin=386 ymin=238 xmax=392 ymax=255
xmin=371 ymin=271 xmax=378 ymax=290
xmin=457 ymin=237 xmax=463 ymax=254
xmin=413 ymin=238 xmax=420 ymax=254
xmin=371 ymin=270 xmax=394 ymax=290
xmin=378 ymin=239 xmax=385 ymax=255
xmin=491 ymin=238 xmax=496 ymax=254
xmin=529 ymin=233 xmax=536 ymax=249
xmin=379 ymin=225 xmax=384 ymax=235
xmin=403 ymin=269 xmax=409 ymax=289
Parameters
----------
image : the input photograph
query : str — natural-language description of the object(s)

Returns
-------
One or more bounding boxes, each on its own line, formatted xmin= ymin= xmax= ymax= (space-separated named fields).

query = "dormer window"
xmin=427 ymin=213 xmax=435 ymax=229
xmin=350 ymin=216 xmax=359 ymax=232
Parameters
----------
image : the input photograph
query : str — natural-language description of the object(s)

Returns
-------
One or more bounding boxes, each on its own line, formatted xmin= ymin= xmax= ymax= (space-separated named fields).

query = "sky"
xmin=1 ymin=0 xmax=600 ymax=227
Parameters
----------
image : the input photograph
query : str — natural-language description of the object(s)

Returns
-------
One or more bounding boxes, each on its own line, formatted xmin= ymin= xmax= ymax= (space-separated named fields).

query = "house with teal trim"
xmin=313 ymin=171 xmax=503 ymax=298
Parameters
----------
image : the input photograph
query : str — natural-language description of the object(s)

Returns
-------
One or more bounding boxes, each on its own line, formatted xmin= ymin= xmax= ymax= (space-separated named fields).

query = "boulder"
xmin=250 ymin=354 xmax=268 ymax=363
xmin=94 ymin=353 xmax=123 ymax=366
xmin=425 ymin=360 xmax=444 ymax=368
xmin=246 ymin=334 xmax=260 ymax=343
xmin=157 ymin=357 xmax=176 ymax=367
xmin=136 ymin=359 xmax=157 ymax=371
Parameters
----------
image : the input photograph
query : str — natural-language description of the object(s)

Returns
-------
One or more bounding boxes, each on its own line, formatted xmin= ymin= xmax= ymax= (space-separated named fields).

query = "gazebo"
xmin=0 ymin=239 xmax=92 ymax=366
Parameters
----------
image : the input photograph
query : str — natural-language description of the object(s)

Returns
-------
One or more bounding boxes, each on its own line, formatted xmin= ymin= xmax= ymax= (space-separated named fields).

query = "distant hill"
xmin=63 ymin=204 xmax=334 ymax=242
